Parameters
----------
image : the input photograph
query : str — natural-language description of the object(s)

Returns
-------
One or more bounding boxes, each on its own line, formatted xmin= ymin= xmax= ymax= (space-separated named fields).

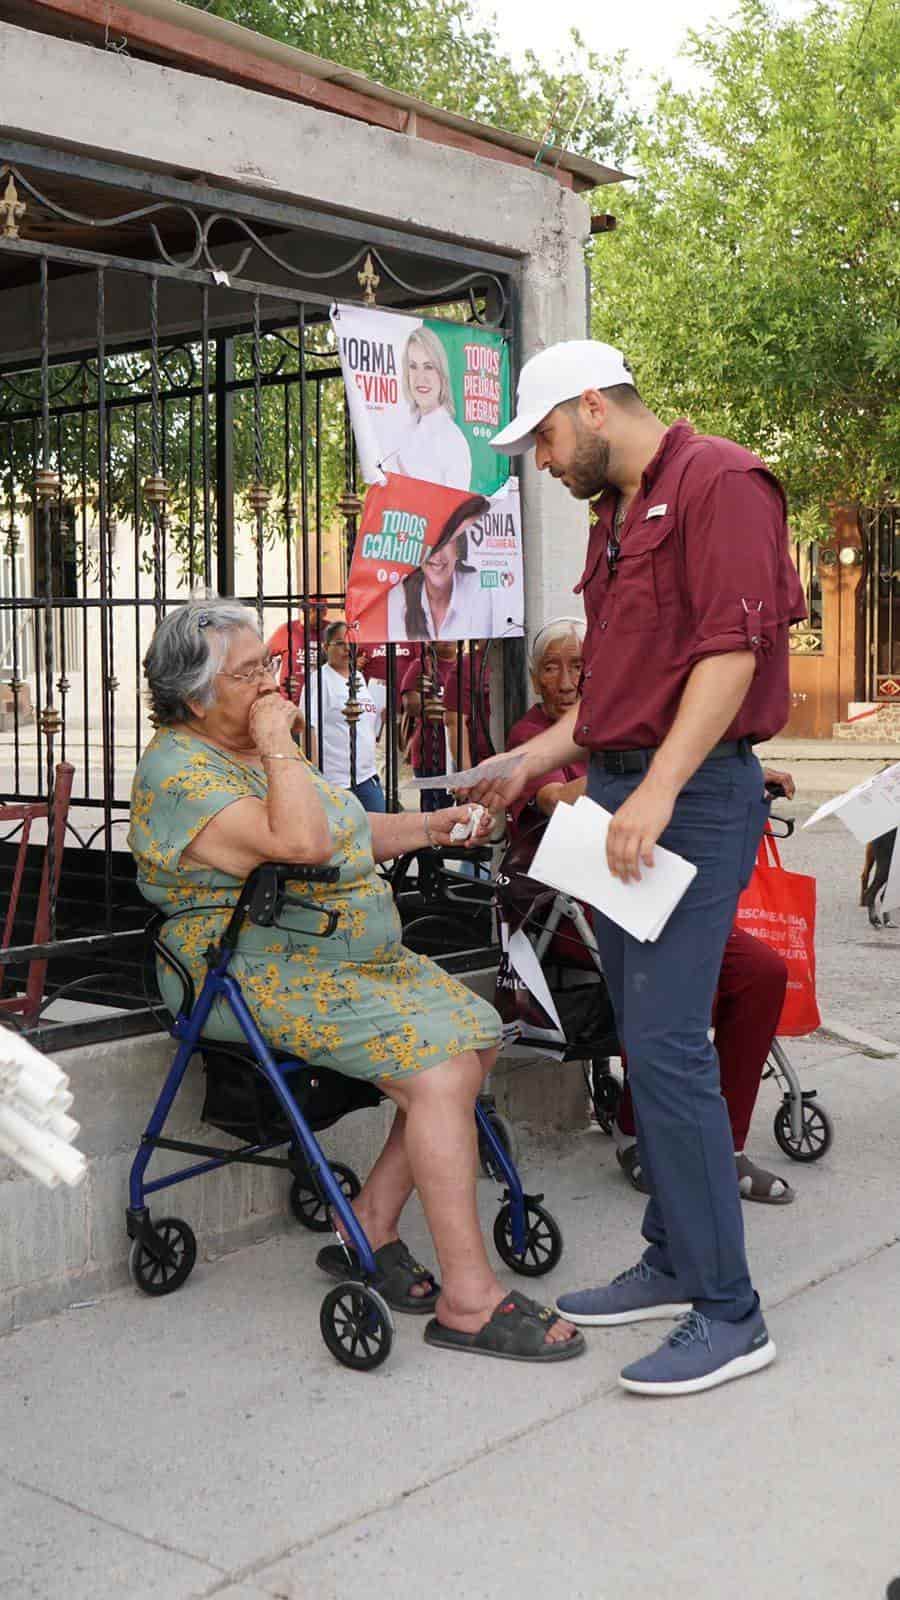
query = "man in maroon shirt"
xmin=507 ymin=618 xmax=795 ymax=1205
xmin=479 ymin=340 xmax=807 ymax=1396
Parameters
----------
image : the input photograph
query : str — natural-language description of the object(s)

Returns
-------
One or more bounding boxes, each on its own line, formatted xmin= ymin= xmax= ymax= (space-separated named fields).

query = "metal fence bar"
xmin=0 ymin=182 xmax=514 ymax=1040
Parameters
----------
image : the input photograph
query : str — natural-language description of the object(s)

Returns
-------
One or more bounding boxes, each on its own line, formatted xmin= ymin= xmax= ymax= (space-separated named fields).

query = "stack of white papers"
xmin=528 ymin=795 xmax=697 ymax=943
xmin=0 ymin=1026 xmax=87 ymax=1188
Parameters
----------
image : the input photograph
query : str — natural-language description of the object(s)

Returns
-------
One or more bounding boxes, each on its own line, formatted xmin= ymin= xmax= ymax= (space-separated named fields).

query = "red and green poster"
xmin=331 ymin=303 xmax=511 ymax=497
xmin=345 ymin=474 xmax=523 ymax=645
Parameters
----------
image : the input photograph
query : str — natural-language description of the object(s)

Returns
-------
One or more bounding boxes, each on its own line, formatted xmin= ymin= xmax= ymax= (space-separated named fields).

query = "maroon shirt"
xmin=363 ymin=642 xmax=414 ymax=683
xmin=507 ymin=702 xmax=587 ymax=829
xmin=400 ymin=650 xmax=493 ymax=770
xmin=399 ymin=653 xmax=454 ymax=772
xmin=574 ymin=421 xmax=807 ymax=750
xmin=443 ymin=648 xmax=493 ymax=765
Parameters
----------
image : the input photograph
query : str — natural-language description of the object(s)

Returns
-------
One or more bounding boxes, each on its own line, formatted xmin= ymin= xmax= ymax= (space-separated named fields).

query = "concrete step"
xmin=833 ymin=703 xmax=900 ymax=742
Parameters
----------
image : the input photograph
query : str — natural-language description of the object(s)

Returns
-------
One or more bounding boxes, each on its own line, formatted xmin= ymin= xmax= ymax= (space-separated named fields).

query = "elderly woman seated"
xmin=128 ymin=595 xmax=581 ymax=1363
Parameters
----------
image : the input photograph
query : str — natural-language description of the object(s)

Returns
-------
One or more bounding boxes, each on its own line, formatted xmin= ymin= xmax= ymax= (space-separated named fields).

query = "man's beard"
xmin=564 ymin=426 xmax=611 ymax=500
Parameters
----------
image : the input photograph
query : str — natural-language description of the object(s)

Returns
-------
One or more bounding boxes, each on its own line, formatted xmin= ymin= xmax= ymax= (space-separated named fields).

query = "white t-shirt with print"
xmin=307 ymin=664 xmax=379 ymax=788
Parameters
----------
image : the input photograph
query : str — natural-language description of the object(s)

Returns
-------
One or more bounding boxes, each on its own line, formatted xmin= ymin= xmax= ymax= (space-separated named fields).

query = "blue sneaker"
xmin=555 ymin=1260 xmax=691 ymax=1326
xmin=619 ymin=1306 xmax=776 ymax=1395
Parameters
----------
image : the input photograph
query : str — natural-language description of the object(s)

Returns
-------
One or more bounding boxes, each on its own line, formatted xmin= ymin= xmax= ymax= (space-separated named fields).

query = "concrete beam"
xmin=0 ymin=22 xmax=590 ymax=260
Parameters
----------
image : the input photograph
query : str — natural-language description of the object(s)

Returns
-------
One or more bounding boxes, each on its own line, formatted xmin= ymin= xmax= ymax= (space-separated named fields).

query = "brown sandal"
xmin=735 ymin=1153 xmax=796 ymax=1205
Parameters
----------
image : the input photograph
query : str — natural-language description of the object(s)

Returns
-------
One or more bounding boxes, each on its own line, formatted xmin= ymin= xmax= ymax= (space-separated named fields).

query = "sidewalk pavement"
xmin=757 ymin=735 xmax=900 ymax=801
xmin=1 ymin=1022 xmax=898 ymax=1600
xmin=3 ymin=753 xmax=900 ymax=1599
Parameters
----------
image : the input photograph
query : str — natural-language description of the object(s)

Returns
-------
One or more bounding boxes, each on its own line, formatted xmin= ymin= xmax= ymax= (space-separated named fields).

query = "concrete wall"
xmin=0 ymin=984 xmax=589 ymax=1332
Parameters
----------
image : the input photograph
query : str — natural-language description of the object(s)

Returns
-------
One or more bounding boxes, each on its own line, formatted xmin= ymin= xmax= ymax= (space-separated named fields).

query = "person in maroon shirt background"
xmin=476 ymin=339 xmax=807 ymax=1397
xmin=364 ymin=641 xmax=415 ymax=687
xmin=507 ymin=617 xmax=795 ymax=1205
xmin=442 ymin=643 xmax=493 ymax=770
xmin=399 ymin=643 xmax=458 ymax=812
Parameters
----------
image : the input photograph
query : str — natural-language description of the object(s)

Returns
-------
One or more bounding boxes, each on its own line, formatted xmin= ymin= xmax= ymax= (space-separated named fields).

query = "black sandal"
xmin=316 ymin=1238 xmax=440 ymax=1314
xmin=423 ymin=1290 xmax=585 ymax=1362
xmin=617 ymin=1144 xmax=650 ymax=1195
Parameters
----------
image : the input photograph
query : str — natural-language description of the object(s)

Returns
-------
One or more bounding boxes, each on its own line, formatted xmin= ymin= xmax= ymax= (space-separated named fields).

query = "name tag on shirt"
xmin=645 ymin=503 xmax=668 ymax=519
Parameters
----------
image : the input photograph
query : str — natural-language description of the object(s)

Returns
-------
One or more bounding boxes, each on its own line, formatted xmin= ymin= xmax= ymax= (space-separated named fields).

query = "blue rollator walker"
xmin=127 ymin=862 xmax=564 ymax=1371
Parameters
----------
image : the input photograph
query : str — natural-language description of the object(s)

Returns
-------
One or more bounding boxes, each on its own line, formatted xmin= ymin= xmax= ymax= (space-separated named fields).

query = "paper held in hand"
xmin=802 ymin=760 xmax=900 ymax=844
xmin=528 ymin=795 xmax=697 ymax=943
xmin=410 ymin=752 xmax=524 ymax=791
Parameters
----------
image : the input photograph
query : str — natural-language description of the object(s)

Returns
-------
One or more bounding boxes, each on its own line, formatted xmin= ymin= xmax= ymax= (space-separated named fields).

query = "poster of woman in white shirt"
xmin=387 ymin=494 xmax=494 ymax=643
xmin=331 ymin=303 xmax=510 ymax=498
xmin=346 ymin=474 xmax=524 ymax=646
xmin=393 ymin=327 xmax=471 ymax=489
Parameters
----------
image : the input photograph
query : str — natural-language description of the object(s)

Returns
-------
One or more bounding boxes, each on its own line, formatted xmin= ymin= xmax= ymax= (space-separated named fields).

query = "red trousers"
xmin=616 ymin=926 xmax=788 ymax=1152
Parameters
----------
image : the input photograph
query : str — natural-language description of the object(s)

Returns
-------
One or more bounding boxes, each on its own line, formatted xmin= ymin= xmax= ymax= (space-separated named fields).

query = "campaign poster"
xmin=345 ymin=473 xmax=524 ymax=645
xmin=330 ymin=303 xmax=511 ymax=497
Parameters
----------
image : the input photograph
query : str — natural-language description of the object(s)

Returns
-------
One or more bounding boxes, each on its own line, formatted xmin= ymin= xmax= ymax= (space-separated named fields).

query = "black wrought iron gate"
xmin=0 ymin=144 xmax=519 ymax=1044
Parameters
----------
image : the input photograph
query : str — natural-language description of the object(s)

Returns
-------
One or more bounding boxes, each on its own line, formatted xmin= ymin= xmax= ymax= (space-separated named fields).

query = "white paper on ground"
xmin=528 ymin=795 xmax=696 ymax=943
xmin=507 ymin=929 xmax=564 ymax=1032
xmin=803 ymin=761 xmax=900 ymax=843
xmin=410 ymin=752 xmax=523 ymax=791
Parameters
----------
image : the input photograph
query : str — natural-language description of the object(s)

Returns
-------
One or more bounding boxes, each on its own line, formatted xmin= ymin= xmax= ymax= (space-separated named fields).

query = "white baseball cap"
xmin=492 ymin=339 xmax=635 ymax=456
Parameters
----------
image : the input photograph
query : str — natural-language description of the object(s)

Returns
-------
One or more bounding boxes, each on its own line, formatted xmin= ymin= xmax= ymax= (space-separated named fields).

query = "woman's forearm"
xmin=536 ymin=774 xmax=588 ymax=816
xmin=368 ymin=809 xmax=429 ymax=863
xmin=260 ymin=733 xmax=332 ymax=861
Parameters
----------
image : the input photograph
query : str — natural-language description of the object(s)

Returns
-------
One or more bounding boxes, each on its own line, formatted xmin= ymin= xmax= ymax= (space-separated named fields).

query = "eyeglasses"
xmin=217 ymin=655 xmax=278 ymax=684
xmin=606 ymin=532 xmax=621 ymax=578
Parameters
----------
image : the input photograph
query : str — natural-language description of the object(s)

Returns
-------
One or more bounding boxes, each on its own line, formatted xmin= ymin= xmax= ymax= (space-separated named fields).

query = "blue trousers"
xmin=351 ymin=775 xmax=386 ymax=813
xmin=587 ymin=749 xmax=770 ymax=1322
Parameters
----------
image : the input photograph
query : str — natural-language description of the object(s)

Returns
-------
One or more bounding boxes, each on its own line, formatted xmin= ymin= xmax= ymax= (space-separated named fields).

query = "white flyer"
xmin=528 ymin=795 xmax=696 ymax=943
xmin=803 ymin=761 xmax=900 ymax=843
xmin=410 ymin=752 xmax=524 ymax=791
xmin=506 ymin=929 xmax=564 ymax=1034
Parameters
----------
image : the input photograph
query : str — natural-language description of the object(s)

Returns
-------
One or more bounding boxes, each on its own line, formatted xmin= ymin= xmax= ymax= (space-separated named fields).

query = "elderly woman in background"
xmin=128 ymin=595 xmax=581 ymax=1363
xmin=506 ymin=617 xmax=796 ymax=1207
xmin=307 ymin=619 xmax=386 ymax=813
xmin=506 ymin=618 xmax=588 ymax=834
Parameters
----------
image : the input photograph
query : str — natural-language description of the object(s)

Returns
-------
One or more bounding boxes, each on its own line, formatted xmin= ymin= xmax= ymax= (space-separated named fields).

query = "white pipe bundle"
xmin=0 ymin=1026 xmax=87 ymax=1188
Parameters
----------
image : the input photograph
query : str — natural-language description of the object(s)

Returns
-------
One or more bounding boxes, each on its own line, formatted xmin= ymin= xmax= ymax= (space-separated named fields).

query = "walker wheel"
xmin=589 ymin=1062 xmax=622 ymax=1136
xmin=773 ymin=1098 xmax=834 ymax=1163
xmin=289 ymin=1162 xmax=361 ymax=1231
xmin=128 ymin=1217 xmax=197 ymax=1296
xmin=320 ymin=1282 xmax=394 ymax=1371
xmin=478 ymin=1110 xmax=519 ymax=1180
xmin=493 ymin=1199 xmax=563 ymax=1277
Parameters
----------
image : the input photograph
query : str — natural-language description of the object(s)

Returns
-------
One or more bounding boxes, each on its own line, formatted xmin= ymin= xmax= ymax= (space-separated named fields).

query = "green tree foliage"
xmin=591 ymin=0 xmax=899 ymax=531
xmin=181 ymin=0 xmax=633 ymax=166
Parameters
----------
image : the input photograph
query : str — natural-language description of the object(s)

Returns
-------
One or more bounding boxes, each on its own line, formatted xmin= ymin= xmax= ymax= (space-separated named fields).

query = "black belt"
xmin=593 ymin=738 xmax=752 ymax=776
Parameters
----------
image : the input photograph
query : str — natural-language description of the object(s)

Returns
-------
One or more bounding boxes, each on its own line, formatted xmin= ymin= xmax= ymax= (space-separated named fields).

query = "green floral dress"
xmin=128 ymin=727 xmax=501 ymax=1081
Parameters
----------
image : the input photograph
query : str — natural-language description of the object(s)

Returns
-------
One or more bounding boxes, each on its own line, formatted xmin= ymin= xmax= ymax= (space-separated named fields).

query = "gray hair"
xmin=530 ymin=616 xmax=586 ymax=674
xmin=143 ymin=594 xmax=260 ymax=725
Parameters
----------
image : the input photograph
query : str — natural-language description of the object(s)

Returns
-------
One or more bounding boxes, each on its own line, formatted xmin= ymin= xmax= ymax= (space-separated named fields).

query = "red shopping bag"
xmin=735 ymin=831 xmax=820 ymax=1036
